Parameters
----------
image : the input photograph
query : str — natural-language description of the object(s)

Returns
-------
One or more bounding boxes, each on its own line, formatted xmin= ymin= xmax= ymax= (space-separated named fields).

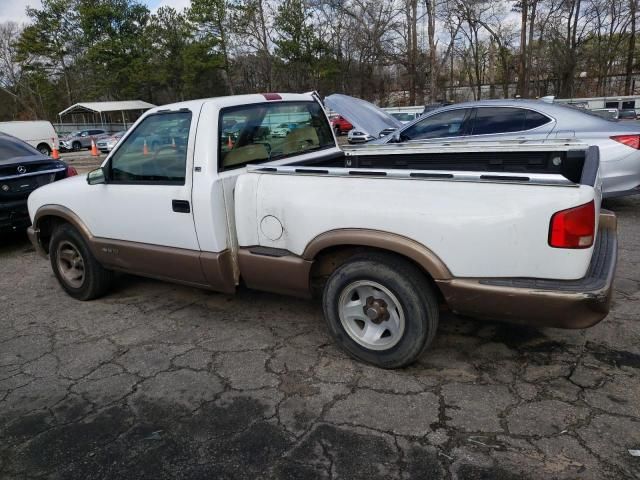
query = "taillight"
xmin=549 ymin=200 xmax=595 ymax=249
xmin=610 ymin=134 xmax=640 ymax=149
xmin=66 ymin=166 xmax=78 ymax=177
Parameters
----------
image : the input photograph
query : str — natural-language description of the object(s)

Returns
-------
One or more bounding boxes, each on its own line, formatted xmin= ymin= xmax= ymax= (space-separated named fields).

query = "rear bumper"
xmin=0 ymin=199 xmax=30 ymax=232
xmin=437 ymin=210 xmax=618 ymax=329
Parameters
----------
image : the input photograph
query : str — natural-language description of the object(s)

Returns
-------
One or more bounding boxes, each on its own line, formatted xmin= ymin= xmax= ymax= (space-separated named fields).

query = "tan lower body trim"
xmin=237 ymin=248 xmax=312 ymax=298
xmin=437 ymin=279 xmax=611 ymax=329
xmin=93 ymin=238 xmax=236 ymax=293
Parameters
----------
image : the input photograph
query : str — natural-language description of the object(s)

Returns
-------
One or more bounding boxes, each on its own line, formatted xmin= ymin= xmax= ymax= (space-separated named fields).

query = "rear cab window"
xmin=219 ymin=101 xmax=334 ymax=171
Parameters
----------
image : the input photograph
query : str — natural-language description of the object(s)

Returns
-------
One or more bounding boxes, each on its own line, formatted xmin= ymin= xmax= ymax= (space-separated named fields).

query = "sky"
xmin=0 ymin=0 xmax=191 ymax=24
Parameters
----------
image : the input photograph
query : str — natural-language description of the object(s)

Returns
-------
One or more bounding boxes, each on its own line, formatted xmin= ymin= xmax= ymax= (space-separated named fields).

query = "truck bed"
xmin=237 ymin=142 xmax=602 ymax=283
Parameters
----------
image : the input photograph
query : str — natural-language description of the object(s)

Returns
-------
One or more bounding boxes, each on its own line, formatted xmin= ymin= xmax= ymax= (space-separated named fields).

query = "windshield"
xmin=0 ymin=135 xmax=42 ymax=159
xmin=391 ymin=113 xmax=415 ymax=121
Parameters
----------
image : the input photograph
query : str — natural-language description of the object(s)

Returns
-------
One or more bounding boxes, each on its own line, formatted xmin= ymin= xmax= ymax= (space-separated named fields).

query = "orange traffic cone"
xmin=143 ymin=139 xmax=149 ymax=156
xmin=227 ymin=135 xmax=233 ymax=149
xmin=90 ymin=138 xmax=99 ymax=157
xmin=51 ymin=138 xmax=60 ymax=159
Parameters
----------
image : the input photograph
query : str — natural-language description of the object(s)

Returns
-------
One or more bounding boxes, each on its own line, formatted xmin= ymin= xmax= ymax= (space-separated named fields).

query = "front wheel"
xmin=72 ymin=141 xmax=81 ymax=151
xmin=49 ymin=224 xmax=113 ymax=300
xmin=322 ymin=252 xmax=439 ymax=368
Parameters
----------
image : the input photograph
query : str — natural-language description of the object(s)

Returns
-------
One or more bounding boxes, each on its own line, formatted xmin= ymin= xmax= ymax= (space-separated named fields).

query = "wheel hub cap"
xmin=338 ymin=280 xmax=406 ymax=351
xmin=56 ymin=241 xmax=85 ymax=288
xmin=364 ymin=296 xmax=389 ymax=323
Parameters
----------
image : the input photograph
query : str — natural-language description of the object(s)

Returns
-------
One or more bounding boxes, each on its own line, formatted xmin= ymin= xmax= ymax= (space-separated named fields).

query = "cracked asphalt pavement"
xmin=1 ymin=196 xmax=639 ymax=479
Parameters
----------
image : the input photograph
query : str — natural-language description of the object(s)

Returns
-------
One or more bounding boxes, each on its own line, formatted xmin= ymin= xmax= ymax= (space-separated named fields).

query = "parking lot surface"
xmin=1 ymin=196 xmax=639 ymax=479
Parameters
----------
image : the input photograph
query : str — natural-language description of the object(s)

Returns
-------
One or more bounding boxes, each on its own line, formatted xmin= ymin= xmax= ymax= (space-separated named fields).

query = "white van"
xmin=0 ymin=121 xmax=58 ymax=156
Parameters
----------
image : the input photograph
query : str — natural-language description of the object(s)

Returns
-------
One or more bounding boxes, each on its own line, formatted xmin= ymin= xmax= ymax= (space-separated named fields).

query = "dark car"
xmin=0 ymin=133 xmax=77 ymax=232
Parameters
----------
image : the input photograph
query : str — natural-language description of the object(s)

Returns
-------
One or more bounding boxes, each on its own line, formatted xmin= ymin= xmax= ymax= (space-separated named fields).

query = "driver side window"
xmin=109 ymin=111 xmax=191 ymax=185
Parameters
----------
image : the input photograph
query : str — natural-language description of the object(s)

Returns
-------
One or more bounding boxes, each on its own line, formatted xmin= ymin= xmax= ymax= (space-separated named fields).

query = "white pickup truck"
xmin=27 ymin=93 xmax=618 ymax=368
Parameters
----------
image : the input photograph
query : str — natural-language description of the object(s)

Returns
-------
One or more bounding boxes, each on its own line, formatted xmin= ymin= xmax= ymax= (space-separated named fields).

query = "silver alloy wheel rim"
xmin=56 ymin=240 xmax=85 ymax=288
xmin=338 ymin=280 xmax=406 ymax=351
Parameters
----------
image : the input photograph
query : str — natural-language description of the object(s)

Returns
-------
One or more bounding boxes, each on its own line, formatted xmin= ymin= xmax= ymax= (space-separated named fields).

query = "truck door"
xmin=86 ymin=110 xmax=204 ymax=284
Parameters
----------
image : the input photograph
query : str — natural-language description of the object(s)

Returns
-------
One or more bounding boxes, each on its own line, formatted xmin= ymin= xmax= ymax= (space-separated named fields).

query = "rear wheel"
xmin=49 ymin=224 xmax=113 ymax=300
xmin=322 ymin=252 xmax=439 ymax=368
xmin=36 ymin=143 xmax=51 ymax=156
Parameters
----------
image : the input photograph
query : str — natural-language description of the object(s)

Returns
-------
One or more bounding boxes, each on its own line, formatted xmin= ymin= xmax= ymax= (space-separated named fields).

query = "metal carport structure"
xmin=57 ymin=100 xmax=156 ymax=132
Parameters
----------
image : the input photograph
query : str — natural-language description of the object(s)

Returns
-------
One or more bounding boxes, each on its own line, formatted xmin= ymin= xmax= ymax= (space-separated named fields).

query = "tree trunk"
xmin=518 ymin=0 xmax=528 ymax=97
xmin=426 ymin=0 xmax=437 ymax=102
xmin=526 ymin=0 xmax=537 ymax=96
xmin=624 ymin=0 xmax=637 ymax=95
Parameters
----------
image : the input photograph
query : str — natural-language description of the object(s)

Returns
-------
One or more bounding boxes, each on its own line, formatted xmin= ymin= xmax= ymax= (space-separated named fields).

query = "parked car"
xmin=96 ymin=131 xmax=126 ymax=153
xmin=271 ymin=123 xmax=293 ymax=137
xmin=59 ymin=129 xmax=108 ymax=151
xmin=0 ymin=133 xmax=76 ymax=232
xmin=347 ymin=128 xmax=374 ymax=143
xmin=27 ymin=93 xmax=616 ymax=368
xmin=618 ymin=109 xmax=638 ymax=121
xmin=590 ymin=108 xmax=619 ymax=120
xmin=326 ymin=94 xmax=640 ymax=198
xmin=331 ymin=115 xmax=353 ymax=135
xmin=0 ymin=121 xmax=58 ymax=156
xmin=390 ymin=112 xmax=419 ymax=124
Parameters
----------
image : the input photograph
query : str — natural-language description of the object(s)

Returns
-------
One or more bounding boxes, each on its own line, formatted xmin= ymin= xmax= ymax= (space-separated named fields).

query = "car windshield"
xmin=0 ymin=136 xmax=41 ymax=159
xmin=391 ymin=113 xmax=415 ymax=121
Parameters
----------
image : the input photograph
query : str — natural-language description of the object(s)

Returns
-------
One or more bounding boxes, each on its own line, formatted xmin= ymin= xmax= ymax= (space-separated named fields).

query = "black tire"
xmin=49 ymin=223 xmax=113 ymax=301
xmin=72 ymin=141 xmax=81 ymax=151
xmin=37 ymin=143 xmax=51 ymax=156
xmin=322 ymin=252 xmax=439 ymax=368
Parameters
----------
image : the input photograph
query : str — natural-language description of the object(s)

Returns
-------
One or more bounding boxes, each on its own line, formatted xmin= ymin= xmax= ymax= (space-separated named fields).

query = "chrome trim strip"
xmin=247 ymin=165 xmax=577 ymax=187
xmin=0 ymin=167 xmax=66 ymax=181
xmin=341 ymin=140 xmax=589 ymax=155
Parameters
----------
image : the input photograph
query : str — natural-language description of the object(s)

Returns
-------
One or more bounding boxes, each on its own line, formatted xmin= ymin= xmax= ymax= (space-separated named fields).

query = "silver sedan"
xmin=326 ymin=95 xmax=640 ymax=198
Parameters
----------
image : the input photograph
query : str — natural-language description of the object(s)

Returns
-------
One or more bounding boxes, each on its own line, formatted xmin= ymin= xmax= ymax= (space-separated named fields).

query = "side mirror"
xmin=87 ymin=167 xmax=107 ymax=185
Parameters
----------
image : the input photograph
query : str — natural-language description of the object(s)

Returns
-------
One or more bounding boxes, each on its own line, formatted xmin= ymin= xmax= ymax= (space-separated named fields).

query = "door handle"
xmin=172 ymin=199 xmax=190 ymax=213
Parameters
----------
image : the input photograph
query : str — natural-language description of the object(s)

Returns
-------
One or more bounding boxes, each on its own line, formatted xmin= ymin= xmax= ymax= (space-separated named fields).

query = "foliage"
xmin=0 ymin=0 xmax=638 ymax=121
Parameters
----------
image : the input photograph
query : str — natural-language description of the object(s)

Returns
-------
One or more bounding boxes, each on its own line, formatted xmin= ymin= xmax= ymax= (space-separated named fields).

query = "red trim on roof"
xmin=262 ymin=93 xmax=282 ymax=101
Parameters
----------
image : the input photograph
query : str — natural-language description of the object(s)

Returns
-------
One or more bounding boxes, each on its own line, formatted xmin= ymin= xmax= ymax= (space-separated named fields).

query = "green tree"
xmin=16 ymin=0 xmax=81 ymax=104
xmin=273 ymin=0 xmax=324 ymax=90
xmin=77 ymin=0 xmax=151 ymax=100
xmin=189 ymin=0 xmax=235 ymax=94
